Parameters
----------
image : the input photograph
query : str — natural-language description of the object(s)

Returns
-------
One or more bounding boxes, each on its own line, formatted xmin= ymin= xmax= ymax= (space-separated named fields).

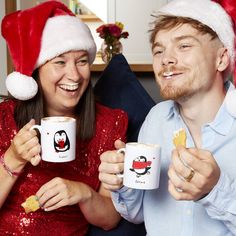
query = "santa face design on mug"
xmin=129 ymin=156 xmax=152 ymax=177
xmin=54 ymin=130 xmax=70 ymax=152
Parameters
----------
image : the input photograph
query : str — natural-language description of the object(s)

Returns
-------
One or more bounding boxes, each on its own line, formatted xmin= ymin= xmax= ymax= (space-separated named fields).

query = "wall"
xmin=82 ymin=0 xmax=168 ymax=64
xmin=139 ymin=75 xmax=162 ymax=104
xmin=114 ymin=0 xmax=167 ymax=64
xmin=0 ymin=0 xmax=7 ymax=97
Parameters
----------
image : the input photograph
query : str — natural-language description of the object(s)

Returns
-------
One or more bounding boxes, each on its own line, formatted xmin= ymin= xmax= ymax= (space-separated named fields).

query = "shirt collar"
xmin=166 ymin=101 xmax=177 ymax=119
xmin=208 ymin=81 xmax=235 ymax=135
xmin=165 ymin=81 xmax=235 ymax=135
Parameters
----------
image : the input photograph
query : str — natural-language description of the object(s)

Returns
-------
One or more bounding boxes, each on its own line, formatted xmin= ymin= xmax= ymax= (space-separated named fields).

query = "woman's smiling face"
xmin=38 ymin=50 xmax=90 ymax=116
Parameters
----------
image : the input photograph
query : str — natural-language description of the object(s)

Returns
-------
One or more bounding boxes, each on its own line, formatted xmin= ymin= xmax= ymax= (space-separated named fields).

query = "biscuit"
xmin=173 ymin=128 xmax=187 ymax=148
xmin=21 ymin=195 xmax=40 ymax=213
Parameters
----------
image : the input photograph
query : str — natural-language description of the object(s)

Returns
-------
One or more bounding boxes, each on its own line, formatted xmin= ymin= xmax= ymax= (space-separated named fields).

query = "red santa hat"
xmin=1 ymin=1 xmax=96 ymax=101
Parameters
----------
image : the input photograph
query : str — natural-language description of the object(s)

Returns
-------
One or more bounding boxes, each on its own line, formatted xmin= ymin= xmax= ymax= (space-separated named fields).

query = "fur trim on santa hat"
xmin=157 ymin=0 xmax=235 ymax=79
xmin=36 ymin=15 xmax=96 ymax=67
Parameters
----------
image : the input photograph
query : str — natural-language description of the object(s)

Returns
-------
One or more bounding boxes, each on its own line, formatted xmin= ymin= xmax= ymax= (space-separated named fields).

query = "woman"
xmin=0 ymin=1 xmax=127 ymax=235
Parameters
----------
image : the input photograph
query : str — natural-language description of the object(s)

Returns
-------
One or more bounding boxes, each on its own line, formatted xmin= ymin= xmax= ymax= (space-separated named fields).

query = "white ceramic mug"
xmin=31 ymin=117 xmax=76 ymax=163
xmin=117 ymin=142 xmax=161 ymax=189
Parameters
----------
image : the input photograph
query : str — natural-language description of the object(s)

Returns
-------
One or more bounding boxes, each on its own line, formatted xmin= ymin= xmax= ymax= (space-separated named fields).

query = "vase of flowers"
xmin=100 ymin=40 xmax=123 ymax=63
xmin=96 ymin=22 xmax=129 ymax=63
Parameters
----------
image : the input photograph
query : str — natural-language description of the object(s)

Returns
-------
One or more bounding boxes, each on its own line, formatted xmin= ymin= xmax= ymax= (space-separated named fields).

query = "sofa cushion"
xmin=94 ymin=54 xmax=155 ymax=142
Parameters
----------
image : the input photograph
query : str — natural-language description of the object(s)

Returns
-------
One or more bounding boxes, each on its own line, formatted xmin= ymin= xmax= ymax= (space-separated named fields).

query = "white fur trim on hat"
xmin=6 ymin=72 xmax=38 ymax=100
xmin=36 ymin=15 xmax=97 ymax=67
xmin=157 ymin=0 xmax=235 ymax=78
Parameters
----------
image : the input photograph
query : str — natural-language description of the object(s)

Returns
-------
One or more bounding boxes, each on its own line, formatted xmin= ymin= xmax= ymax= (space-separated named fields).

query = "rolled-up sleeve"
xmin=111 ymin=187 xmax=145 ymax=224
xmin=199 ymin=172 xmax=236 ymax=234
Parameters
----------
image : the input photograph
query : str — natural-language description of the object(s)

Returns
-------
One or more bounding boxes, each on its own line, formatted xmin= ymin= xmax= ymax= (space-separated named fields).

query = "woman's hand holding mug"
xmin=30 ymin=116 xmax=76 ymax=163
xmin=7 ymin=119 xmax=41 ymax=171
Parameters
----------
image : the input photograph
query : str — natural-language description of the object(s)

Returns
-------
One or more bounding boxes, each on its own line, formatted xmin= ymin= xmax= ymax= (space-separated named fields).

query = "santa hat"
xmin=1 ymin=1 xmax=97 ymax=101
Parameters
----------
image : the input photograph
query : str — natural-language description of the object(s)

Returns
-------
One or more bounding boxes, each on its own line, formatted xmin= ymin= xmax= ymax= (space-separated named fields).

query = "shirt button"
xmin=186 ymin=209 xmax=192 ymax=216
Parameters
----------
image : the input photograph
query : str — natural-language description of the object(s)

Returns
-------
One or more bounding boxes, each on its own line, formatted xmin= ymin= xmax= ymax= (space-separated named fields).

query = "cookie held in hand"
xmin=21 ymin=195 xmax=40 ymax=213
xmin=173 ymin=128 xmax=187 ymax=148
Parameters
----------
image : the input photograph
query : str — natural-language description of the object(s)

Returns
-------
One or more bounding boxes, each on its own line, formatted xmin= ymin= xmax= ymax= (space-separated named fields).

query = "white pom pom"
xmin=6 ymin=72 xmax=38 ymax=100
xmin=225 ymin=89 xmax=236 ymax=117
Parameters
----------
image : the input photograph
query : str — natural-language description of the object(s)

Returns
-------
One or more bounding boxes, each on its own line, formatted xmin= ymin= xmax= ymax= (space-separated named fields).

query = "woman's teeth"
xmin=59 ymin=83 xmax=79 ymax=91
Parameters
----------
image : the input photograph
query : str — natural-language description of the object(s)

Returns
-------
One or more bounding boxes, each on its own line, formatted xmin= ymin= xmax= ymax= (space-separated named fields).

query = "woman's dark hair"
xmin=14 ymin=70 xmax=96 ymax=140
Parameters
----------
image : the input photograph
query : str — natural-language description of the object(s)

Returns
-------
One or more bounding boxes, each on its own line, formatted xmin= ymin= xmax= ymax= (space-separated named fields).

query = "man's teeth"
xmin=163 ymin=71 xmax=174 ymax=77
xmin=59 ymin=83 xmax=79 ymax=91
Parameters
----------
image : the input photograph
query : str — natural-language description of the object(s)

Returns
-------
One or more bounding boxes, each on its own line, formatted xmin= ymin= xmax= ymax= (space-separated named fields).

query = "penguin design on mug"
xmin=130 ymin=156 xmax=152 ymax=177
xmin=54 ymin=130 xmax=70 ymax=152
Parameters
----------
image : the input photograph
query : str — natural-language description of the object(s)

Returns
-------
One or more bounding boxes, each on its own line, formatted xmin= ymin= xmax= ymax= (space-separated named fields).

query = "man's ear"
xmin=216 ymin=47 xmax=230 ymax=72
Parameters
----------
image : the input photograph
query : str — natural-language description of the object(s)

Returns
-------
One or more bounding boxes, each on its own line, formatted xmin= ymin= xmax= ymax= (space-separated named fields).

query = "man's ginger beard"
xmin=156 ymin=66 xmax=194 ymax=100
xmin=158 ymin=83 xmax=192 ymax=100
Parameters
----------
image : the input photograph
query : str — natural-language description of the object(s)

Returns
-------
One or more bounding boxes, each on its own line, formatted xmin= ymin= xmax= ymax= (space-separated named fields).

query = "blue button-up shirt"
xmin=112 ymin=82 xmax=236 ymax=236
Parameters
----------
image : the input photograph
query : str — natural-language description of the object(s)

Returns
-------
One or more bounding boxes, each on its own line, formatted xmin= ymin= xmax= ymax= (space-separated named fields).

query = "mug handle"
xmin=30 ymin=125 xmax=42 ymax=133
xmin=116 ymin=148 xmax=126 ymax=178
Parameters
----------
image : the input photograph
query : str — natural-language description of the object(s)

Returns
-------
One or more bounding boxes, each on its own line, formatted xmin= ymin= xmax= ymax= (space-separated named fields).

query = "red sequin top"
xmin=0 ymin=100 xmax=128 ymax=236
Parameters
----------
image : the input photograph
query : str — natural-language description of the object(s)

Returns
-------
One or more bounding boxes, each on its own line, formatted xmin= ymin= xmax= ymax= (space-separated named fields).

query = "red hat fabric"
xmin=212 ymin=0 xmax=236 ymax=84
xmin=1 ymin=0 xmax=96 ymax=100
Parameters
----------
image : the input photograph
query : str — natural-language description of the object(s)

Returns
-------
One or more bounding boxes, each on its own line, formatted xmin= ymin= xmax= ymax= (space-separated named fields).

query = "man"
xmin=98 ymin=0 xmax=236 ymax=235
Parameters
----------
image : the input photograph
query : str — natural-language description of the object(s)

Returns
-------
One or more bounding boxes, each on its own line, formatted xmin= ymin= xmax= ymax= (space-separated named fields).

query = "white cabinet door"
xmin=114 ymin=0 xmax=168 ymax=64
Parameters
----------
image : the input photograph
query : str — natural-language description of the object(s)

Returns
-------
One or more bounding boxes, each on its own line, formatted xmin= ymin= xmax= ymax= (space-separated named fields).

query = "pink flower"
xmin=109 ymin=25 xmax=122 ymax=37
xmin=96 ymin=22 xmax=129 ymax=45
xmin=121 ymin=32 xmax=129 ymax=39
